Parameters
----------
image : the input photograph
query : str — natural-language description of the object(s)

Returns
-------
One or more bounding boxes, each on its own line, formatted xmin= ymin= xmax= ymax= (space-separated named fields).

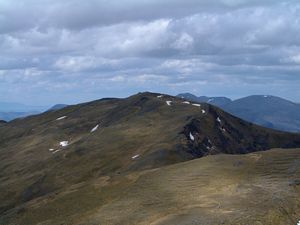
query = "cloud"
xmin=53 ymin=56 xmax=120 ymax=72
xmin=1 ymin=0 xmax=291 ymax=33
xmin=1 ymin=0 xmax=300 ymax=104
xmin=285 ymin=54 xmax=300 ymax=64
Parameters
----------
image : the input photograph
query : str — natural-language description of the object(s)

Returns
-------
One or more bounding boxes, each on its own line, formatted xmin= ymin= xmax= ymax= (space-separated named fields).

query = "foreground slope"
xmin=1 ymin=149 xmax=300 ymax=225
xmin=77 ymin=148 xmax=300 ymax=225
xmin=0 ymin=92 xmax=300 ymax=224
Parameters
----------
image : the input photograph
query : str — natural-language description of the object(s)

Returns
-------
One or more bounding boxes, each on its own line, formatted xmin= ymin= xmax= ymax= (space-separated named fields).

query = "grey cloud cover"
xmin=0 ymin=0 xmax=300 ymax=104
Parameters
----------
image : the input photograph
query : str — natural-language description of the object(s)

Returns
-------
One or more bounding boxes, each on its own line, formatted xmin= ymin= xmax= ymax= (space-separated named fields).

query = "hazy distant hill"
xmin=0 ymin=102 xmax=49 ymax=121
xmin=0 ymin=120 xmax=6 ymax=125
xmin=178 ymin=93 xmax=300 ymax=133
xmin=0 ymin=111 xmax=40 ymax=121
xmin=223 ymin=95 xmax=300 ymax=133
xmin=177 ymin=93 xmax=232 ymax=107
xmin=47 ymin=104 xmax=68 ymax=111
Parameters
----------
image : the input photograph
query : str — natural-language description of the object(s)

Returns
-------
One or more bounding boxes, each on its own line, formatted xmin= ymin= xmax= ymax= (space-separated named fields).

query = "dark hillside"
xmin=0 ymin=92 xmax=300 ymax=224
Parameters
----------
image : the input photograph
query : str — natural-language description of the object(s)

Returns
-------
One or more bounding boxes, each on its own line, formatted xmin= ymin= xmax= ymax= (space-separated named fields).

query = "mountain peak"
xmin=47 ymin=104 xmax=68 ymax=111
xmin=1 ymin=92 xmax=300 ymax=223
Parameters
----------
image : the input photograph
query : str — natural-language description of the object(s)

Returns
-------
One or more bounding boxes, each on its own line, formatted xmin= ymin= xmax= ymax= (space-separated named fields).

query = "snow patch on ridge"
xmin=60 ymin=141 xmax=69 ymax=147
xmin=166 ymin=101 xmax=172 ymax=106
xmin=91 ymin=124 xmax=99 ymax=133
xmin=192 ymin=103 xmax=201 ymax=107
xmin=56 ymin=116 xmax=67 ymax=121
xmin=220 ymin=127 xmax=226 ymax=132
xmin=132 ymin=154 xmax=139 ymax=159
xmin=189 ymin=132 xmax=195 ymax=141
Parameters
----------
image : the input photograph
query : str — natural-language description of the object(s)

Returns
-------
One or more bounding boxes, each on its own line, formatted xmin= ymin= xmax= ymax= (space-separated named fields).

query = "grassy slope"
xmin=1 ymin=148 xmax=300 ymax=225
xmin=0 ymin=93 xmax=203 ymax=218
xmin=1 ymin=92 xmax=300 ymax=224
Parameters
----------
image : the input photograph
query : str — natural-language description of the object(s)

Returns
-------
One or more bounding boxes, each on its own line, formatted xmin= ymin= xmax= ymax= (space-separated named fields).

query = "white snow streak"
xmin=166 ymin=101 xmax=172 ymax=106
xmin=189 ymin=132 xmax=195 ymax=141
xmin=182 ymin=101 xmax=190 ymax=104
xmin=132 ymin=154 xmax=140 ymax=159
xmin=202 ymin=109 xmax=206 ymax=114
xmin=60 ymin=141 xmax=69 ymax=147
xmin=157 ymin=95 xmax=163 ymax=98
xmin=56 ymin=116 xmax=67 ymax=121
xmin=91 ymin=124 xmax=99 ymax=133
xmin=192 ymin=103 xmax=201 ymax=107
xmin=217 ymin=117 xmax=222 ymax=123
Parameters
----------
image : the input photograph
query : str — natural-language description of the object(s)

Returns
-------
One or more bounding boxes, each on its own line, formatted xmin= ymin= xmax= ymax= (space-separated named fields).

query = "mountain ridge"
xmin=177 ymin=93 xmax=300 ymax=132
xmin=0 ymin=92 xmax=300 ymax=224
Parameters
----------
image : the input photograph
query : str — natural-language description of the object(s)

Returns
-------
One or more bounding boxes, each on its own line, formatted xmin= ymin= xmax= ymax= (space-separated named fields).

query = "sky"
xmin=0 ymin=0 xmax=300 ymax=105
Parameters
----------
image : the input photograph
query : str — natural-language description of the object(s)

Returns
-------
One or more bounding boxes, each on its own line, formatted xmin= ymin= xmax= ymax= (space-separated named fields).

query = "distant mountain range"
xmin=0 ymin=111 xmax=40 ymax=122
xmin=0 ymin=102 xmax=67 ymax=121
xmin=177 ymin=93 xmax=300 ymax=133
xmin=2 ymin=93 xmax=300 ymax=133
